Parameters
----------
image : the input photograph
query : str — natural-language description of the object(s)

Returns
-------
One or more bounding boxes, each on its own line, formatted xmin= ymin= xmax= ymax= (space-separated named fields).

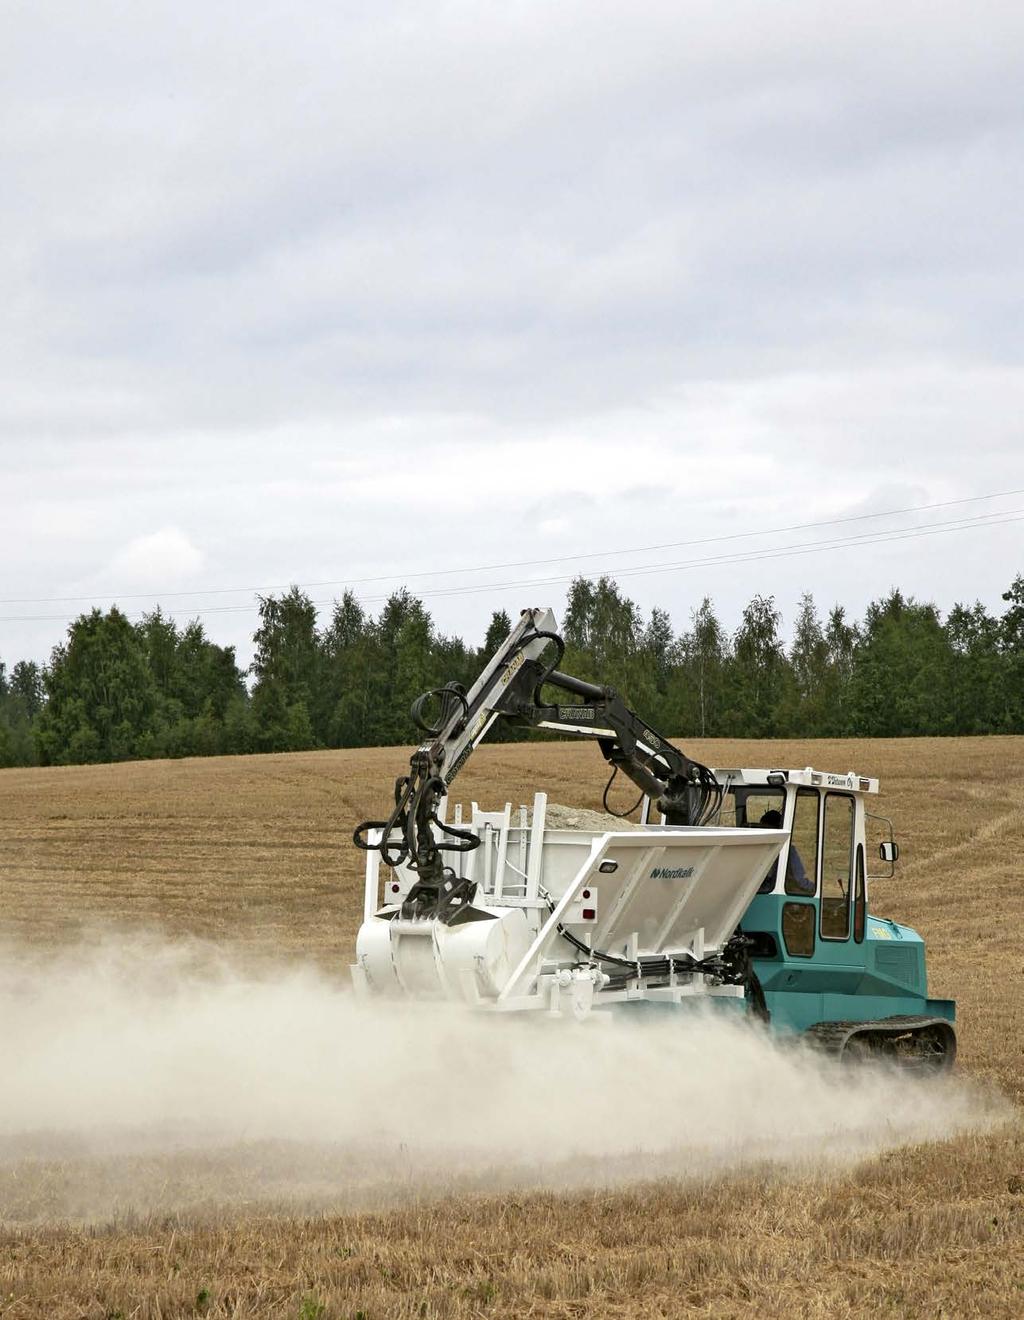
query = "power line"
xmin=2 ymin=484 xmax=1023 ymax=608
xmin=3 ymin=505 xmax=1021 ymax=625
xmin=352 ymin=508 xmax=1024 ymax=604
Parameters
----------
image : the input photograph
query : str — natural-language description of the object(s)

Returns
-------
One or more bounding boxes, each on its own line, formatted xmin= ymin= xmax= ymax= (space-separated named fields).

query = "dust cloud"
xmin=0 ymin=936 xmax=1003 ymax=1223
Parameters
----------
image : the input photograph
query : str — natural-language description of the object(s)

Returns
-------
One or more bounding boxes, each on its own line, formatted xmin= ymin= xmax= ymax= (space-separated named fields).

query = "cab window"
xmin=786 ymin=788 xmax=819 ymax=896
xmin=821 ymin=793 xmax=854 ymax=940
xmin=722 ymin=786 xmax=785 ymax=828
xmin=720 ymin=786 xmax=787 ymax=894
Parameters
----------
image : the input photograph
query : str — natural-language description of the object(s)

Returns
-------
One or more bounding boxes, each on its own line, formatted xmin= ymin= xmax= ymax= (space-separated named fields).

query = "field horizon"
xmin=2 ymin=735 xmax=1023 ymax=1317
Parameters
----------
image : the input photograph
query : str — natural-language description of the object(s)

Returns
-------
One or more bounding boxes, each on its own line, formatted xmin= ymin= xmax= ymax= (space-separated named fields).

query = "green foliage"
xmin=2 ymin=572 xmax=1022 ymax=770
xmin=322 ymin=590 xmax=373 ymax=745
xmin=251 ymin=588 xmax=322 ymax=751
xmin=10 ymin=660 xmax=44 ymax=718
xmin=1000 ymin=574 xmax=1024 ymax=730
xmin=563 ymin=576 xmax=649 ymax=700
xmin=847 ymin=591 xmax=955 ymax=736
xmin=481 ymin=609 xmax=512 ymax=657
xmin=135 ymin=610 xmax=249 ymax=757
xmin=0 ymin=659 xmax=39 ymax=767
xmin=35 ymin=608 xmax=160 ymax=764
xmin=561 ymin=577 xmax=661 ymax=737
xmin=674 ymin=597 xmax=728 ymax=737
xmin=821 ymin=605 xmax=856 ymax=735
xmin=724 ymin=594 xmax=786 ymax=737
xmin=946 ymin=600 xmax=1004 ymax=733
xmin=15 ymin=607 xmax=250 ymax=767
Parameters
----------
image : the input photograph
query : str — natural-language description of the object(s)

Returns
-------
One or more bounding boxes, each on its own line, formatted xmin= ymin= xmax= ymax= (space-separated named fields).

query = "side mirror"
xmin=867 ymin=812 xmax=899 ymax=878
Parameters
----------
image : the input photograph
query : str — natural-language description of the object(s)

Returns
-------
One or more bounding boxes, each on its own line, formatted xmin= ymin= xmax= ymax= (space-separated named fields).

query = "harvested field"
xmin=1 ymin=735 xmax=1024 ymax=1317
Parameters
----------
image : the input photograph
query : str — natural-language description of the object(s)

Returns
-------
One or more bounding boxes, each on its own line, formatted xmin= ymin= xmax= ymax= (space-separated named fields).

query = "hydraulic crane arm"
xmin=499 ymin=666 xmax=721 ymax=826
xmin=353 ymin=607 xmax=721 ymax=924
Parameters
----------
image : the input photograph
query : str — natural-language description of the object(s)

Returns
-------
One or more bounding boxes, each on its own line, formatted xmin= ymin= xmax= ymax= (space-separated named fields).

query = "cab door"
xmin=815 ymin=791 xmax=865 ymax=998
xmin=778 ymin=786 xmax=819 ymax=964
xmin=778 ymin=789 xmax=862 ymax=995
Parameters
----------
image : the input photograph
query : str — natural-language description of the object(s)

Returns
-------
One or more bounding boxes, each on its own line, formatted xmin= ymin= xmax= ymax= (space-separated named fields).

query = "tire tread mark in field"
xmin=899 ymin=794 xmax=1024 ymax=879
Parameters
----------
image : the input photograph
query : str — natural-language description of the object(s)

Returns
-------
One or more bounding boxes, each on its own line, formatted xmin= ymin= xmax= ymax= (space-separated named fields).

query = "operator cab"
xmin=706 ymin=767 xmax=901 ymax=969
xmin=641 ymin=766 xmax=898 ymax=962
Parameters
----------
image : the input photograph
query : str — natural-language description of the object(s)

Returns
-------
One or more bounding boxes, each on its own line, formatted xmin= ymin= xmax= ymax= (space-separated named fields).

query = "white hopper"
xmin=353 ymin=793 xmax=786 ymax=1016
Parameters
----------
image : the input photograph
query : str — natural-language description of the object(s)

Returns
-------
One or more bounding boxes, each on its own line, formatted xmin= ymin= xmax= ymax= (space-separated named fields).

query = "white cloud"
xmin=102 ymin=528 xmax=204 ymax=592
xmin=0 ymin=2 xmax=1022 ymax=664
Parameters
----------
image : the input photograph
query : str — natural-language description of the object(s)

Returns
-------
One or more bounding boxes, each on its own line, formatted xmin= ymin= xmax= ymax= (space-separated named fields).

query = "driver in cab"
xmin=757 ymin=808 xmax=814 ymax=894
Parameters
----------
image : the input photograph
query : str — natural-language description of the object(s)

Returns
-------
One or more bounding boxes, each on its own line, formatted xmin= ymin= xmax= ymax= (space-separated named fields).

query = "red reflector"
xmin=582 ymin=889 xmax=591 ymax=899
xmin=582 ymin=908 xmax=596 ymax=920
xmin=391 ymin=883 xmax=400 ymax=893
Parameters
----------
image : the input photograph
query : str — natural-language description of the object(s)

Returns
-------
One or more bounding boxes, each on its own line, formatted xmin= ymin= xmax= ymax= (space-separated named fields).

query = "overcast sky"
xmin=3 ymin=0 xmax=1023 ymax=667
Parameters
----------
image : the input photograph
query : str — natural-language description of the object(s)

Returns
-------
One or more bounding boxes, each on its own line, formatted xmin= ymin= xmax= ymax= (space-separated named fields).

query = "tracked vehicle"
xmin=351 ymin=608 xmax=955 ymax=1071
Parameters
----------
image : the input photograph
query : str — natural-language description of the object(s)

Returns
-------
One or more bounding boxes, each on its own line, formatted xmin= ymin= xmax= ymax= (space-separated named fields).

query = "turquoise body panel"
xmin=742 ymin=894 xmax=955 ymax=1035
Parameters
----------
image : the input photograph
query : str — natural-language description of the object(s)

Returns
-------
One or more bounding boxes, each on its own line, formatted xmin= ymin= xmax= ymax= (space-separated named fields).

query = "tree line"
xmin=1 ymin=574 xmax=1022 ymax=768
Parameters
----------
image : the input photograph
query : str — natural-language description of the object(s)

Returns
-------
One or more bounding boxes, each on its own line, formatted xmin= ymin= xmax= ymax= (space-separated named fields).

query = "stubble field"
xmin=1 ymin=735 xmax=1023 ymax=1318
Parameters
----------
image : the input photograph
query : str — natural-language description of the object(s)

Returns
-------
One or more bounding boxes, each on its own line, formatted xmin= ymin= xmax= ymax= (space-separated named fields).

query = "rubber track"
xmin=805 ymin=1015 xmax=957 ymax=1071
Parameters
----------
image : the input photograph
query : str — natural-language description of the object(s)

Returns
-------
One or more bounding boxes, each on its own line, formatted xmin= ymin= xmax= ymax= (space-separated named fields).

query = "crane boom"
xmin=353 ymin=607 xmax=721 ymax=925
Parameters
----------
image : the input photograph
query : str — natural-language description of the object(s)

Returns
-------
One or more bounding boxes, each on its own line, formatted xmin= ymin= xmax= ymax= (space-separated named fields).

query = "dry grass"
xmin=2 ymin=736 xmax=1024 ymax=1317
